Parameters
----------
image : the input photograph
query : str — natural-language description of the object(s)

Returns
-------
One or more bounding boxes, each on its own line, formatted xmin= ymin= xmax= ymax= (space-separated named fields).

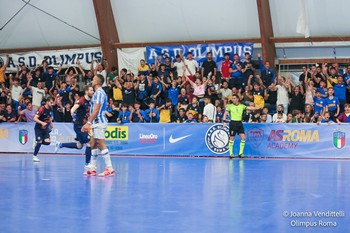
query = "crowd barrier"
xmin=0 ymin=122 xmax=348 ymax=158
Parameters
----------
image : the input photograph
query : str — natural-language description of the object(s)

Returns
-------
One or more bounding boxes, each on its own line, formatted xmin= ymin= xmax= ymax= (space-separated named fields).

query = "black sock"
xmin=85 ymin=146 xmax=92 ymax=164
xmin=61 ymin=142 xmax=78 ymax=149
xmin=34 ymin=143 xmax=42 ymax=156
xmin=42 ymin=141 xmax=50 ymax=146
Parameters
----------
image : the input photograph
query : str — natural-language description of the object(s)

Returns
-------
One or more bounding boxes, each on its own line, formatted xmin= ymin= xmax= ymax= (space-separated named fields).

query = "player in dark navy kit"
xmin=55 ymin=85 xmax=94 ymax=166
xmin=33 ymin=97 xmax=54 ymax=162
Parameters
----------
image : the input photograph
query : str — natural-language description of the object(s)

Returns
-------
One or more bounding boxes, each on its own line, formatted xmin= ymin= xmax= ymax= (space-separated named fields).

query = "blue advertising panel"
xmin=0 ymin=123 xmax=349 ymax=158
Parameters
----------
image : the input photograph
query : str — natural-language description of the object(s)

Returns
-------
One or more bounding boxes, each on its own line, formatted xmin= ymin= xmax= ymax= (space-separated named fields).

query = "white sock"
xmin=101 ymin=149 xmax=113 ymax=170
xmin=91 ymin=149 xmax=98 ymax=169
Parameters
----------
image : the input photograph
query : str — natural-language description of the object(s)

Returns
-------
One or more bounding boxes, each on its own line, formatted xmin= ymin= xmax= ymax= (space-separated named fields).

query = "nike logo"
xmin=169 ymin=134 xmax=192 ymax=143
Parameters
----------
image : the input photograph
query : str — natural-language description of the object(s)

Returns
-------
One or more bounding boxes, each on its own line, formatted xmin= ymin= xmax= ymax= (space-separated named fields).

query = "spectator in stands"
xmin=333 ymin=75 xmax=347 ymax=112
xmin=131 ymin=102 xmax=145 ymax=123
xmin=64 ymin=66 xmax=78 ymax=86
xmin=183 ymin=51 xmax=199 ymax=80
xmin=185 ymin=112 xmax=197 ymax=123
xmin=115 ymin=79 xmax=136 ymax=107
xmin=27 ymin=73 xmax=45 ymax=109
xmin=299 ymin=65 xmax=311 ymax=87
xmin=144 ymin=100 xmax=160 ymax=123
xmin=174 ymin=108 xmax=187 ymax=123
xmin=203 ymin=96 xmax=216 ymax=123
xmin=58 ymin=81 xmax=74 ymax=106
xmin=3 ymin=105 xmax=17 ymax=122
xmin=117 ymin=103 xmax=131 ymax=124
xmin=158 ymin=98 xmax=172 ymax=123
xmin=265 ymin=82 xmax=277 ymax=111
xmin=138 ymin=59 xmax=150 ymax=76
xmin=219 ymin=81 xmax=232 ymax=100
xmin=77 ymin=60 xmax=93 ymax=85
xmin=291 ymin=110 xmax=302 ymax=123
xmin=288 ymin=83 xmax=304 ymax=113
xmin=318 ymin=111 xmax=334 ymax=124
xmin=273 ymin=105 xmax=287 ymax=122
xmin=229 ymin=54 xmax=243 ymax=89
xmin=337 ymin=103 xmax=350 ymax=123
xmin=44 ymin=64 xmax=61 ymax=90
xmin=17 ymin=102 xmax=36 ymax=122
xmin=52 ymin=95 xmax=65 ymax=122
xmin=10 ymin=78 xmax=23 ymax=109
xmin=257 ymin=53 xmax=274 ymax=88
xmin=92 ymin=59 xmax=108 ymax=88
xmin=325 ymin=87 xmax=340 ymax=121
xmin=150 ymin=76 xmax=162 ymax=106
xmin=242 ymin=53 xmax=255 ymax=90
xmin=276 ymin=76 xmax=289 ymax=114
xmin=247 ymin=75 xmax=266 ymax=109
xmin=262 ymin=107 xmax=272 ymax=123
xmin=314 ymin=90 xmax=325 ymax=115
xmin=0 ymin=55 xmax=10 ymax=84
xmin=201 ymin=52 xmax=217 ymax=78
xmin=220 ymin=53 xmax=232 ymax=83
xmin=275 ymin=112 xmax=286 ymax=123
xmin=187 ymin=96 xmax=202 ymax=121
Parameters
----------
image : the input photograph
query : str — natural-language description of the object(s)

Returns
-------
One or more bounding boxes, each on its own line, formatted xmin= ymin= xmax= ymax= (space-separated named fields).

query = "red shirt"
xmin=221 ymin=60 xmax=233 ymax=78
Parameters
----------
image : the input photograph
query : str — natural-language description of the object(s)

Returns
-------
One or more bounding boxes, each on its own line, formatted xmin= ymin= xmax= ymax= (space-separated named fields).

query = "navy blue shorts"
xmin=74 ymin=124 xmax=90 ymax=144
xmin=34 ymin=125 xmax=50 ymax=141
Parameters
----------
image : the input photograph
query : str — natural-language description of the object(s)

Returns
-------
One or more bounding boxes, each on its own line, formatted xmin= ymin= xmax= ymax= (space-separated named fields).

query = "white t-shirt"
xmin=272 ymin=113 xmax=287 ymax=122
xmin=203 ymin=103 xmax=217 ymax=122
xmin=174 ymin=61 xmax=185 ymax=77
xmin=97 ymin=70 xmax=107 ymax=87
xmin=11 ymin=85 xmax=23 ymax=102
xmin=220 ymin=88 xmax=232 ymax=99
xmin=184 ymin=59 xmax=198 ymax=76
xmin=31 ymin=87 xmax=46 ymax=107
xmin=276 ymin=85 xmax=289 ymax=105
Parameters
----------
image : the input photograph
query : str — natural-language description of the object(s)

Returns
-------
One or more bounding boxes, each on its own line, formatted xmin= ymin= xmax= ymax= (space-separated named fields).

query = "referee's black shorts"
xmin=229 ymin=121 xmax=245 ymax=136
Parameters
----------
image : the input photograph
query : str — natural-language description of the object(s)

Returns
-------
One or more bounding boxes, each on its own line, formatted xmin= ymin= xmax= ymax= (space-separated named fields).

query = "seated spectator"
xmin=262 ymin=107 xmax=272 ymax=123
xmin=187 ymin=96 xmax=202 ymax=121
xmin=3 ymin=105 xmax=17 ymax=122
xmin=158 ymin=98 xmax=172 ymax=123
xmin=106 ymin=101 xmax=119 ymax=122
xmin=144 ymin=100 xmax=160 ymax=123
xmin=174 ymin=108 xmax=187 ymax=123
xmin=202 ymin=115 xmax=209 ymax=123
xmin=117 ymin=103 xmax=131 ymax=124
xmin=260 ymin=114 xmax=268 ymax=123
xmin=185 ymin=112 xmax=197 ymax=123
xmin=318 ymin=111 xmax=334 ymax=124
xmin=17 ymin=102 xmax=37 ymax=122
xmin=131 ymin=102 xmax=145 ymax=123
xmin=291 ymin=110 xmax=302 ymax=123
xmin=275 ymin=112 xmax=286 ymax=123
xmin=273 ymin=105 xmax=287 ymax=122
xmin=337 ymin=103 xmax=350 ymax=123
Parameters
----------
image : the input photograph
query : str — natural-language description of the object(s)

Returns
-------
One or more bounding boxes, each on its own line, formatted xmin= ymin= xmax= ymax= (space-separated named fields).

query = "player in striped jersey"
xmin=82 ymin=74 xmax=115 ymax=177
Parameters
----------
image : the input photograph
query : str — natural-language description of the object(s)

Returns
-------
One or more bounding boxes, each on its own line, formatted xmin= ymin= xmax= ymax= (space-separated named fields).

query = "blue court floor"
xmin=0 ymin=154 xmax=350 ymax=233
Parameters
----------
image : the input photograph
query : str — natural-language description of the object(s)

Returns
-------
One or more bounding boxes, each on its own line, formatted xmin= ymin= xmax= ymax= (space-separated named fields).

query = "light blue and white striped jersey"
xmin=90 ymin=87 xmax=108 ymax=124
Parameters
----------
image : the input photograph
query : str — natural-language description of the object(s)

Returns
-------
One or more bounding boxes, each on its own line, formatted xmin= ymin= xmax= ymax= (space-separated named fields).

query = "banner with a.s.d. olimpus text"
xmin=0 ymin=122 xmax=349 ymax=158
xmin=146 ymin=43 xmax=254 ymax=71
xmin=0 ymin=47 xmax=102 ymax=72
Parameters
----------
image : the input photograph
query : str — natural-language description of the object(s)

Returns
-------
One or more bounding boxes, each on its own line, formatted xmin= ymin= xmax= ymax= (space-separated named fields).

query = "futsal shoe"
xmin=54 ymin=142 xmax=61 ymax=153
xmin=98 ymin=168 xmax=115 ymax=177
xmin=229 ymin=154 xmax=235 ymax=159
xmin=238 ymin=154 xmax=244 ymax=158
xmin=83 ymin=168 xmax=97 ymax=176
xmin=32 ymin=156 xmax=40 ymax=162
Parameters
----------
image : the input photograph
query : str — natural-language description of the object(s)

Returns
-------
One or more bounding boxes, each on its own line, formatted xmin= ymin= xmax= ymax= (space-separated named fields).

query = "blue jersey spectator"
xmin=117 ymin=104 xmax=131 ymax=124
xmin=144 ymin=101 xmax=160 ymax=123
xmin=313 ymin=91 xmax=325 ymax=115
xmin=257 ymin=53 xmax=275 ymax=87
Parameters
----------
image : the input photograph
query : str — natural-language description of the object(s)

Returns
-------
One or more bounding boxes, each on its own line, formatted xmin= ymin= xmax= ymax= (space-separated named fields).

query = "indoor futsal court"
xmin=0 ymin=154 xmax=349 ymax=233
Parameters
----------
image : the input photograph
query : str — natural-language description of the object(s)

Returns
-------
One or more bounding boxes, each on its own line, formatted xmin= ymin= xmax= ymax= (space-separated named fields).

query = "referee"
xmin=223 ymin=94 xmax=257 ymax=158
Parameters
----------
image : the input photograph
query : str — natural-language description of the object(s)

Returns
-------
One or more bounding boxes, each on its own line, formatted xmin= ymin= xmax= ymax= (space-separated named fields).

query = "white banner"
xmin=117 ymin=47 xmax=146 ymax=75
xmin=0 ymin=47 xmax=102 ymax=72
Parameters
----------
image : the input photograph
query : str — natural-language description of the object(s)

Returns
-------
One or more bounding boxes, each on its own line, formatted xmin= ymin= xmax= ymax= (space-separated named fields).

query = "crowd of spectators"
xmin=1 ymin=51 xmax=350 ymax=124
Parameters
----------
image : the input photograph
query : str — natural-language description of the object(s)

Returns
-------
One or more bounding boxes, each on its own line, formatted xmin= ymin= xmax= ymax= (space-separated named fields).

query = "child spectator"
xmin=131 ymin=102 xmax=145 ymax=123
xmin=144 ymin=100 xmax=160 ymax=123
xmin=185 ymin=112 xmax=197 ymax=123
xmin=273 ymin=105 xmax=287 ymax=122
xmin=313 ymin=90 xmax=325 ymax=115
xmin=275 ymin=112 xmax=286 ymax=123
xmin=337 ymin=103 xmax=350 ymax=123
xmin=318 ymin=111 xmax=334 ymax=124
xmin=291 ymin=110 xmax=302 ymax=123
xmin=117 ymin=103 xmax=131 ymax=124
